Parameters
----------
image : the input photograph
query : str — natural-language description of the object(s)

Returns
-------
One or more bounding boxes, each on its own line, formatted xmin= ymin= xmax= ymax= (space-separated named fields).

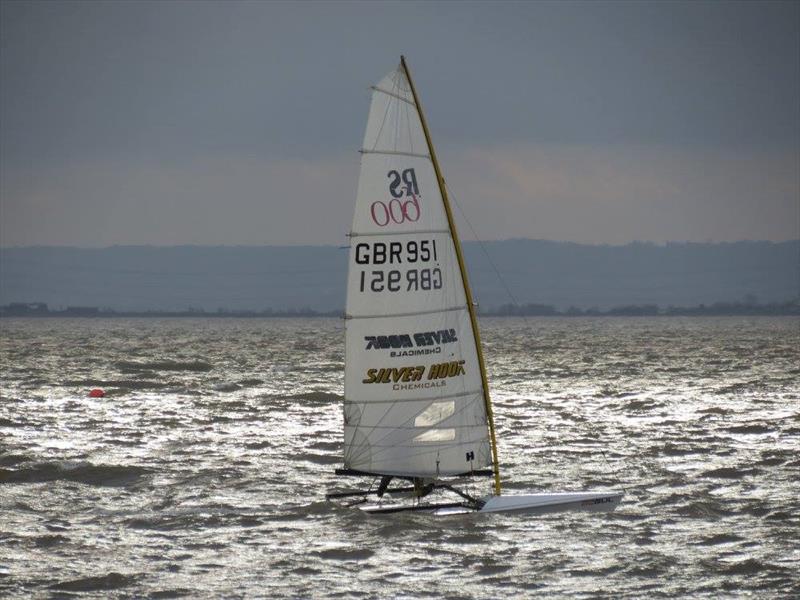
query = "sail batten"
xmin=349 ymin=228 xmax=449 ymax=238
xmin=342 ymin=61 xmax=495 ymax=479
xmin=370 ymin=85 xmax=416 ymax=106
xmin=359 ymin=149 xmax=430 ymax=160
xmin=345 ymin=388 xmax=482 ymax=405
xmin=346 ymin=304 xmax=467 ymax=320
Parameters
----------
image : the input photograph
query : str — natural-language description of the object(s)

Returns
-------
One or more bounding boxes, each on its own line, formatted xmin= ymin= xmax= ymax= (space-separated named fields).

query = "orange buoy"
xmin=89 ymin=388 xmax=105 ymax=398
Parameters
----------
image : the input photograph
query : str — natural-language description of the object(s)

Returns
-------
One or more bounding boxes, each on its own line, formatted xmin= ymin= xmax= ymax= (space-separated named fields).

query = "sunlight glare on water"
xmin=1 ymin=316 xmax=798 ymax=597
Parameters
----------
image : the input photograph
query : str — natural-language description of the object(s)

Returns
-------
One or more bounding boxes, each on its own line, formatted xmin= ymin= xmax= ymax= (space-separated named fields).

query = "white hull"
xmin=359 ymin=491 xmax=623 ymax=516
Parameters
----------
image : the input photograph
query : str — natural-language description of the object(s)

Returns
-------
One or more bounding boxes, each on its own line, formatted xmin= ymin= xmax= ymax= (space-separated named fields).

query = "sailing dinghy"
xmin=328 ymin=57 xmax=623 ymax=515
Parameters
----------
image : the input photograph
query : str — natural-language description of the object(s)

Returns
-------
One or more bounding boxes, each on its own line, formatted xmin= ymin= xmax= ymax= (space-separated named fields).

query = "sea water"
xmin=1 ymin=317 xmax=798 ymax=598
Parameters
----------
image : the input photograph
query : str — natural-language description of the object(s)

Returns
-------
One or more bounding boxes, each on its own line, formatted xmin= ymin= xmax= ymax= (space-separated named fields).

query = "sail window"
xmin=414 ymin=401 xmax=455 ymax=427
xmin=413 ymin=428 xmax=455 ymax=443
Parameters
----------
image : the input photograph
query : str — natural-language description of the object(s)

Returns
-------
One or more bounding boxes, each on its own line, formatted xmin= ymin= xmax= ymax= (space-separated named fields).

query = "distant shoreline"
xmin=4 ymin=241 xmax=797 ymax=315
xmin=2 ymin=301 xmax=798 ymax=318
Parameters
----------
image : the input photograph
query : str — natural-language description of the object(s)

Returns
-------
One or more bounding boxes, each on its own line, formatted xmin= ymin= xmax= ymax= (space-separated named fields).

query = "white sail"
xmin=343 ymin=65 xmax=492 ymax=477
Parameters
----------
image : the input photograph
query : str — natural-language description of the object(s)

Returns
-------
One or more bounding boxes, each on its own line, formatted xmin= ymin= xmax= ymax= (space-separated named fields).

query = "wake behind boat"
xmin=326 ymin=56 xmax=623 ymax=516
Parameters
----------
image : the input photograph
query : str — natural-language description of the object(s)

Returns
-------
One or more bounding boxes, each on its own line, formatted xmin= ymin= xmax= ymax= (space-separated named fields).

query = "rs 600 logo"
xmin=371 ymin=168 xmax=421 ymax=226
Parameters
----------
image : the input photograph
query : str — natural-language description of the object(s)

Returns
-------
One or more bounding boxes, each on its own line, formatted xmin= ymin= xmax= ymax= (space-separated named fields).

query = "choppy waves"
xmin=1 ymin=316 xmax=798 ymax=598
xmin=1 ymin=460 xmax=150 ymax=486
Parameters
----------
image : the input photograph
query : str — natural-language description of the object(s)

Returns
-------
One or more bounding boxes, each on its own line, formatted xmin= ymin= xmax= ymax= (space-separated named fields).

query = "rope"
xmin=444 ymin=181 xmax=625 ymax=490
xmin=445 ymin=182 xmax=522 ymax=308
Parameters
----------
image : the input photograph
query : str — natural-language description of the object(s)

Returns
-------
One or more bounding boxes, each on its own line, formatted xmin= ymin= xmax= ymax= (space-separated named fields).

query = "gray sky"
xmin=1 ymin=0 xmax=798 ymax=247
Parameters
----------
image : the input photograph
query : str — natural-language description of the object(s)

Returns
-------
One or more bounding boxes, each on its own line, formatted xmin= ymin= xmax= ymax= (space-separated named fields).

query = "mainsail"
xmin=343 ymin=60 xmax=497 ymax=480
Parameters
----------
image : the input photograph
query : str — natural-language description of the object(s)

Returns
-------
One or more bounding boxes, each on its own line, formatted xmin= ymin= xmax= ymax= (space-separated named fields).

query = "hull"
xmin=359 ymin=491 xmax=623 ymax=516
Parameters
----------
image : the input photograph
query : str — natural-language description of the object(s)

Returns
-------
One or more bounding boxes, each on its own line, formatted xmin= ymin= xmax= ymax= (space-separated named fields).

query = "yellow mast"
xmin=400 ymin=55 xmax=502 ymax=496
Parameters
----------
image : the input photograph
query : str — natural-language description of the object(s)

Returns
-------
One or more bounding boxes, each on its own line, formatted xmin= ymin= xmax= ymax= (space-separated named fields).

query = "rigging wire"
xmin=445 ymin=181 xmax=522 ymax=309
xmin=444 ymin=181 xmax=625 ymax=490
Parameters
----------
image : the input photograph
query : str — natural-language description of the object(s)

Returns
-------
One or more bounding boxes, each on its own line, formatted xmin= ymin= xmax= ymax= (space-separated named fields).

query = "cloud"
xmin=1 ymin=143 xmax=797 ymax=247
xmin=1 ymin=154 xmax=358 ymax=246
xmin=440 ymin=142 xmax=799 ymax=244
